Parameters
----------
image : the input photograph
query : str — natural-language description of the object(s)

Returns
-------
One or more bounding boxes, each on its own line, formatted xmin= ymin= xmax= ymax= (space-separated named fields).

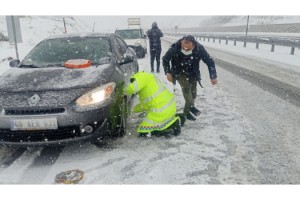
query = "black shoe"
xmin=156 ymin=69 xmax=160 ymax=73
xmin=150 ymin=117 xmax=181 ymax=137
xmin=152 ymin=130 xmax=173 ymax=138
xmin=186 ymin=112 xmax=196 ymax=121
xmin=170 ymin=118 xmax=181 ymax=136
xmin=190 ymin=106 xmax=201 ymax=116
xmin=139 ymin=132 xmax=151 ymax=137
xmin=151 ymin=69 xmax=154 ymax=73
xmin=176 ymin=113 xmax=186 ymax=127
xmin=151 ymin=130 xmax=163 ymax=137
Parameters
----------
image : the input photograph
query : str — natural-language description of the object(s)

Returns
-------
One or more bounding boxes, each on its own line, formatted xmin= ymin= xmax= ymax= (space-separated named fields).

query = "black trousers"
xmin=150 ymin=48 xmax=161 ymax=71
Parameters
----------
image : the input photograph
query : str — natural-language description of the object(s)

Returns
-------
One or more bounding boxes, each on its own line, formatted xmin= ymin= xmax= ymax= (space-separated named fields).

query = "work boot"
xmin=139 ymin=132 xmax=152 ymax=137
xmin=186 ymin=112 xmax=196 ymax=121
xmin=151 ymin=130 xmax=163 ymax=137
xmin=190 ymin=106 xmax=201 ymax=116
xmin=176 ymin=113 xmax=186 ymax=127
xmin=170 ymin=118 xmax=181 ymax=136
xmin=152 ymin=118 xmax=181 ymax=137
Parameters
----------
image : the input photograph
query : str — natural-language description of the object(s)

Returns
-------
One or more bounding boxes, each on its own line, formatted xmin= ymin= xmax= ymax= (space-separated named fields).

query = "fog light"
xmin=82 ymin=125 xmax=93 ymax=134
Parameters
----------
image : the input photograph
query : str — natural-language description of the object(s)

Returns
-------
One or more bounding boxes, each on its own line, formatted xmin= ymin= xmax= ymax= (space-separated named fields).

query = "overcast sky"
xmin=76 ymin=16 xmax=212 ymax=32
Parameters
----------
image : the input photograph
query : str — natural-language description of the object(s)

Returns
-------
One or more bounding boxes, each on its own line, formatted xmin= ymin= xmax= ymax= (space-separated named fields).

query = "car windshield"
xmin=115 ymin=29 xmax=142 ymax=39
xmin=21 ymin=36 xmax=112 ymax=67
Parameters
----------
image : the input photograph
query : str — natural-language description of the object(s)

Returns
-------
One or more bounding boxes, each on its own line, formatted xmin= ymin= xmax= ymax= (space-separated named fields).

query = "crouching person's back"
xmin=124 ymin=72 xmax=181 ymax=137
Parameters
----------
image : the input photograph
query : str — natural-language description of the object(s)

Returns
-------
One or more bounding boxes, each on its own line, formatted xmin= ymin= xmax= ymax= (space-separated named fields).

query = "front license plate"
xmin=10 ymin=118 xmax=58 ymax=131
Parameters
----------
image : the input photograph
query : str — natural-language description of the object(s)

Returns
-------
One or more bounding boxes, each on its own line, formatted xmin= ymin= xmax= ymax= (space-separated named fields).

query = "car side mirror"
xmin=9 ymin=59 xmax=20 ymax=67
xmin=119 ymin=54 xmax=134 ymax=65
xmin=143 ymin=34 xmax=147 ymax=38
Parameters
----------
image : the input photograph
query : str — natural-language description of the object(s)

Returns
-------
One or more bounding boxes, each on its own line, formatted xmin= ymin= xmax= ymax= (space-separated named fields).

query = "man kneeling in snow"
xmin=124 ymin=72 xmax=181 ymax=137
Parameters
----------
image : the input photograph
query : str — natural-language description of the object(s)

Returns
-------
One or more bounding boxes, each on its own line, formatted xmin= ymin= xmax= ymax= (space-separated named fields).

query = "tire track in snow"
xmin=18 ymin=146 xmax=65 ymax=184
xmin=0 ymin=146 xmax=64 ymax=183
xmin=0 ymin=147 xmax=43 ymax=183
xmin=0 ymin=147 xmax=27 ymax=170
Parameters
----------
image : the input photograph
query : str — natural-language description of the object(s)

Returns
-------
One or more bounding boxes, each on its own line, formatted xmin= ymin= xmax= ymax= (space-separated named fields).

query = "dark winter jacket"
xmin=146 ymin=27 xmax=163 ymax=50
xmin=162 ymin=38 xmax=217 ymax=82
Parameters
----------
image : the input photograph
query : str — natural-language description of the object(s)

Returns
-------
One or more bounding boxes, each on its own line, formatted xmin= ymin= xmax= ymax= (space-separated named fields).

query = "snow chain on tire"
xmin=121 ymin=96 xmax=127 ymax=136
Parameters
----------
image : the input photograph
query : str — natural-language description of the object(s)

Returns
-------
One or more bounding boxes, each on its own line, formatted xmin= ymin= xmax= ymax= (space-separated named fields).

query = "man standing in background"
xmin=147 ymin=22 xmax=163 ymax=73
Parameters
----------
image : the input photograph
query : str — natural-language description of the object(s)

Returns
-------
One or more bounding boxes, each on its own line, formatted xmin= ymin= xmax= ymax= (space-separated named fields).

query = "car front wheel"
xmin=136 ymin=47 xmax=145 ymax=58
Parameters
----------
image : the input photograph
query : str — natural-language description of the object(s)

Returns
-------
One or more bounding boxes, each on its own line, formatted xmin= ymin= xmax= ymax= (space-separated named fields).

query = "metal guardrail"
xmin=165 ymin=33 xmax=300 ymax=55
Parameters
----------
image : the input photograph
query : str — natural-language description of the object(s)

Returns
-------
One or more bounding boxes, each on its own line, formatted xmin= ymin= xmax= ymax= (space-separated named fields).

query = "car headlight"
xmin=76 ymin=82 xmax=116 ymax=107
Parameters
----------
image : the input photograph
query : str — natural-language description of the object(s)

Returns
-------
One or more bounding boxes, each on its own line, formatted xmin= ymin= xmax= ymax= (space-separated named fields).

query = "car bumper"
xmin=0 ymin=104 xmax=112 ymax=146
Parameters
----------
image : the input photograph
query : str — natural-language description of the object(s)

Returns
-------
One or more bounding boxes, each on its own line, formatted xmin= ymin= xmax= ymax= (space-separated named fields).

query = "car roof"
xmin=46 ymin=32 xmax=116 ymax=40
xmin=116 ymin=28 xmax=143 ymax=31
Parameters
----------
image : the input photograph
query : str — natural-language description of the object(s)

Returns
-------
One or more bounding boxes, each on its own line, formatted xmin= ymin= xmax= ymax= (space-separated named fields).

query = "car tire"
xmin=108 ymin=95 xmax=129 ymax=138
xmin=136 ymin=47 xmax=145 ymax=59
xmin=141 ymin=50 xmax=145 ymax=58
xmin=91 ymin=91 xmax=129 ymax=146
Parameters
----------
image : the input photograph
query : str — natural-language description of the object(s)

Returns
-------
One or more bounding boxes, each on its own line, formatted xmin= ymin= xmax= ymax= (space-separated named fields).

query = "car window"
xmin=22 ymin=37 xmax=112 ymax=67
xmin=115 ymin=29 xmax=142 ymax=39
xmin=111 ymin=37 xmax=123 ymax=60
xmin=115 ymin=37 xmax=128 ymax=55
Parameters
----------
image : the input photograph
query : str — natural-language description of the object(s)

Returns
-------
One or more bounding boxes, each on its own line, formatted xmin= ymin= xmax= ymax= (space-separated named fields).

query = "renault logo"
xmin=28 ymin=94 xmax=40 ymax=106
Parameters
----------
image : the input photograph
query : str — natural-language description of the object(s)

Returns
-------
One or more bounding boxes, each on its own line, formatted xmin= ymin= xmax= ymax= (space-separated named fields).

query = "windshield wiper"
xmin=19 ymin=64 xmax=41 ymax=68
xmin=44 ymin=63 xmax=64 ymax=67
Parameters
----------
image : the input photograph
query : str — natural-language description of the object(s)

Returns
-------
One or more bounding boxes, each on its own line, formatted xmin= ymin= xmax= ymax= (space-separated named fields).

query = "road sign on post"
xmin=6 ymin=16 xmax=22 ymax=59
xmin=6 ymin=16 xmax=22 ymax=44
xmin=128 ymin=18 xmax=141 ymax=28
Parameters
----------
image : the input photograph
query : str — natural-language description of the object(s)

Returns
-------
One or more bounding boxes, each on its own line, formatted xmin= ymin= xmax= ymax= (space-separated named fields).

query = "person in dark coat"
xmin=162 ymin=35 xmax=217 ymax=121
xmin=146 ymin=22 xmax=164 ymax=73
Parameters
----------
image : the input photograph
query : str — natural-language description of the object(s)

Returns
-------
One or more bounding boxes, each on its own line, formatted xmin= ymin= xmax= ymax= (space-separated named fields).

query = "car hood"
xmin=0 ymin=64 xmax=114 ymax=92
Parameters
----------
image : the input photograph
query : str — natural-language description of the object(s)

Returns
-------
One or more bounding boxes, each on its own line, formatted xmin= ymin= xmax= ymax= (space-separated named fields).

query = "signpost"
xmin=127 ymin=18 xmax=141 ymax=28
xmin=175 ymin=26 xmax=178 ymax=34
xmin=244 ymin=15 xmax=250 ymax=47
xmin=6 ymin=16 xmax=22 ymax=59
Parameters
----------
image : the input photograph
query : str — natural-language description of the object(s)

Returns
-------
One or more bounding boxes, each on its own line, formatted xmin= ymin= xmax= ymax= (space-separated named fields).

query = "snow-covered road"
xmin=0 ymin=37 xmax=299 ymax=184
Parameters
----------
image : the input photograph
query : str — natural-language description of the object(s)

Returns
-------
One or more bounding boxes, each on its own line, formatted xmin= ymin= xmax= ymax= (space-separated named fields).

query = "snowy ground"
xmin=0 ymin=34 xmax=300 ymax=185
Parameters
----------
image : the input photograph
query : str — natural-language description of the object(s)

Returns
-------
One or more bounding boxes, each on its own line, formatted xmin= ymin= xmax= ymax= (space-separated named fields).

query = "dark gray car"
xmin=0 ymin=33 xmax=139 ymax=146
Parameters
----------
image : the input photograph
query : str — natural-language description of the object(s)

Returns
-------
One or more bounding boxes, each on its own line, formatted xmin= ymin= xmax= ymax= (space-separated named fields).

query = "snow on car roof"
xmin=46 ymin=32 xmax=113 ymax=40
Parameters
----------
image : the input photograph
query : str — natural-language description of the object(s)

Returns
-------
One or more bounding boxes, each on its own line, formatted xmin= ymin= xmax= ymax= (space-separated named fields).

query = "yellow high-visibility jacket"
xmin=125 ymin=72 xmax=179 ymax=133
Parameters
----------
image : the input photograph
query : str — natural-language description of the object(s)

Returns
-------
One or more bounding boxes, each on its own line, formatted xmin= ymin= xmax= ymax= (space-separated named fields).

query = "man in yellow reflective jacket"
xmin=124 ymin=72 xmax=181 ymax=137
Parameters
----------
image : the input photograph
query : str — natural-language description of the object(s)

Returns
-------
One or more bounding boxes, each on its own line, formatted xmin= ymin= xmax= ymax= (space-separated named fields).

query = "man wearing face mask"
xmin=162 ymin=35 xmax=217 ymax=122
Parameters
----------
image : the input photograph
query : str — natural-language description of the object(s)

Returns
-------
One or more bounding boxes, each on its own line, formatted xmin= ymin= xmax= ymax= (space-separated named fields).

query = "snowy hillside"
xmin=0 ymin=16 xmax=91 ymax=65
xmin=0 ymin=16 xmax=90 ymax=46
xmin=198 ymin=15 xmax=300 ymax=27
xmin=2 ymin=16 xmax=300 ymax=38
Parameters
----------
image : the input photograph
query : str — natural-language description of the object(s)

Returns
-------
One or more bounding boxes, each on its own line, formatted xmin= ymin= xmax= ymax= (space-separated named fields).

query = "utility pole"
xmin=92 ymin=22 xmax=95 ymax=32
xmin=63 ymin=18 xmax=67 ymax=34
xmin=244 ymin=15 xmax=250 ymax=47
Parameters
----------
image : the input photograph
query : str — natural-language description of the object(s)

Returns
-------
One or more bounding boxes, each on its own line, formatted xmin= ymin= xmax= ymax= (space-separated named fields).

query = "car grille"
xmin=5 ymin=108 xmax=65 ymax=115
xmin=0 ymin=126 xmax=81 ymax=142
